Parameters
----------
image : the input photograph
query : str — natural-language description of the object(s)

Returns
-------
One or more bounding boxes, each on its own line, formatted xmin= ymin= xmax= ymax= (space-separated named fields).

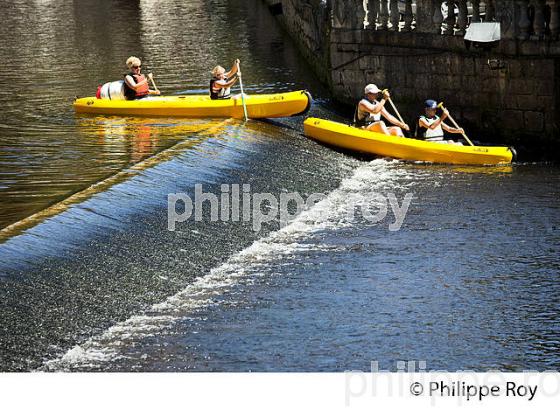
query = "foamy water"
xmin=42 ymin=159 xmax=410 ymax=370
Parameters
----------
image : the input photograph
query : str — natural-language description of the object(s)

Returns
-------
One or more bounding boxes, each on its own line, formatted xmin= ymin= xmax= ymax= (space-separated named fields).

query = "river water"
xmin=0 ymin=0 xmax=559 ymax=372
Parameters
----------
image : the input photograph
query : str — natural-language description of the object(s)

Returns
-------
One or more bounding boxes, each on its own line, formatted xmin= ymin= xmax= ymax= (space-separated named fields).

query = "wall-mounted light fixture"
xmin=487 ymin=59 xmax=506 ymax=70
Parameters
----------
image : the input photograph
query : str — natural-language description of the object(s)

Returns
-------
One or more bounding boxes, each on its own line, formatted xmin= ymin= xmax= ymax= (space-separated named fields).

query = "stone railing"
xmin=356 ymin=0 xmax=560 ymax=40
xmin=517 ymin=0 xmax=560 ymax=39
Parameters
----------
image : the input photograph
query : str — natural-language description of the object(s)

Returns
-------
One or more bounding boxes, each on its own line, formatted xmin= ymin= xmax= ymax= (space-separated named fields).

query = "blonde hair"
xmin=126 ymin=56 xmax=142 ymax=69
xmin=211 ymin=65 xmax=225 ymax=78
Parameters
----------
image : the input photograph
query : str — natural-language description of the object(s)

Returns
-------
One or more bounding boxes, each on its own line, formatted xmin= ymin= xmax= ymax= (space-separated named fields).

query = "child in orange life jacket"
xmin=124 ymin=56 xmax=160 ymax=100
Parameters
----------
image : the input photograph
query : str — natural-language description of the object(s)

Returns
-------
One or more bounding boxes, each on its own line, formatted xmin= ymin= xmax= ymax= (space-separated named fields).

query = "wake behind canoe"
xmin=74 ymin=90 xmax=312 ymax=119
xmin=304 ymin=117 xmax=514 ymax=166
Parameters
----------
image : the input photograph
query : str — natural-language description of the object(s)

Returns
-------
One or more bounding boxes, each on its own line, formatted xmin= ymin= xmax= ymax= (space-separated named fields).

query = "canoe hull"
xmin=303 ymin=117 xmax=513 ymax=166
xmin=74 ymin=90 xmax=312 ymax=119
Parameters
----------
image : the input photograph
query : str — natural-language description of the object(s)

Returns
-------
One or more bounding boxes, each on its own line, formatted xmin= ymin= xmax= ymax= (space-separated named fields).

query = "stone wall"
xmin=330 ymin=29 xmax=558 ymax=146
xmin=262 ymin=0 xmax=331 ymax=85
xmin=263 ymin=0 xmax=560 ymax=154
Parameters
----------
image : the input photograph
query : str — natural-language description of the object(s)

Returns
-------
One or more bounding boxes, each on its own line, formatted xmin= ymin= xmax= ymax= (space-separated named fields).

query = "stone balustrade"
xmin=357 ymin=0 xmax=560 ymax=40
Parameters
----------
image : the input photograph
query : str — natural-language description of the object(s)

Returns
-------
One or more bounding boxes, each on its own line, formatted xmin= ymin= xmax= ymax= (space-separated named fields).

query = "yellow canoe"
xmin=304 ymin=117 xmax=514 ymax=165
xmin=74 ymin=90 xmax=311 ymax=119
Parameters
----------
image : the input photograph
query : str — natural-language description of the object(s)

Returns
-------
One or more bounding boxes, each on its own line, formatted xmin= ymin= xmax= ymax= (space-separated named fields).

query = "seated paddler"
xmin=123 ymin=56 xmax=160 ymax=100
xmin=210 ymin=59 xmax=242 ymax=100
xmin=353 ymin=84 xmax=409 ymax=137
xmin=416 ymin=99 xmax=464 ymax=145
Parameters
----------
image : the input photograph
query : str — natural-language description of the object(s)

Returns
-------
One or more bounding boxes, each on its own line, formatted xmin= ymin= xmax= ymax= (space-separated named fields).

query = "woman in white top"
xmin=417 ymin=100 xmax=464 ymax=144
xmin=353 ymin=84 xmax=410 ymax=137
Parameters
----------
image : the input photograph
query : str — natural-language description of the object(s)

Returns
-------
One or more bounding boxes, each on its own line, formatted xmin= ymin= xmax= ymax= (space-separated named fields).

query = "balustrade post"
xmin=495 ymin=0 xmax=517 ymax=39
xmin=332 ymin=0 xmax=365 ymax=29
xmin=402 ymin=0 xmax=414 ymax=31
xmin=415 ymin=0 xmax=434 ymax=32
xmin=531 ymin=0 xmax=547 ymax=38
xmin=389 ymin=0 xmax=400 ymax=31
xmin=367 ymin=0 xmax=380 ymax=30
xmin=379 ymin=0 xmax=389 ymax=29
xmin=433 ymin=0 xmax=444 ymax=33
xmin=517 ymin=0 xmax=531 ymax=39
xmin=472 ymin=0 xmax=481 ymax=22
xmin=444 ymin=1 xmax=457 ymax=34
xmin=456 ymin=0 xmax=468 ymax=35
xmin=485 ymin=0 xmax=496 ymax=21
xmin=547 ymin=0 xmax=560 ymax=39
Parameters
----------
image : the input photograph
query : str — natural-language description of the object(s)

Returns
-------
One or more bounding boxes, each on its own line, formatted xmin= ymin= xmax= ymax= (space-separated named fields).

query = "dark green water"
xmin=0 ymin=0 xmax=559 ymax=372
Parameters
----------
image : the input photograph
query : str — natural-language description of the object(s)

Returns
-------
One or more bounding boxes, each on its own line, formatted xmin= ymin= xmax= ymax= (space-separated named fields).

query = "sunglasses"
xmin=133 ymin=65 xmax=141 ymax=69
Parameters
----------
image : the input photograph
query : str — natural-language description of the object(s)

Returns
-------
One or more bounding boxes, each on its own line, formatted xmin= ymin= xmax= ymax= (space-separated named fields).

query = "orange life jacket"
xmin=124 ymin=73 xmax=149 ymax=99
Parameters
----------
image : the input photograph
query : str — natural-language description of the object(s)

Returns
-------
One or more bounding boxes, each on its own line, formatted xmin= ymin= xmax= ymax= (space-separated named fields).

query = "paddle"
xmin=236 ymin=62 xmax=248 ymax=121
xmin=438 ymin=102 xmax=474 ymax=146
xmin=382 ymin=89 xmax=409 ymax=135
xmin=147 ymin=73 xmax=159 ymax=93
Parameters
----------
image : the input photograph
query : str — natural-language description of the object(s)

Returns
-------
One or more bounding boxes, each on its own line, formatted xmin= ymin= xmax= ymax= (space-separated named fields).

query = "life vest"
xmin=123 ymin=73 xmax=149 ymax=100
xmin=417 ymin=115 xmax=444 ymax=141
xmin=209 ymin=77 xmax=231 ymax=100
xmin=353 ymin=98 xmax=381 ymax=127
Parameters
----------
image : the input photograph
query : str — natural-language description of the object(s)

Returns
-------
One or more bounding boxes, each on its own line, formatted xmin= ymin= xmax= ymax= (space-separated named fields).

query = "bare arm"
xmin=214 ymin=76 xmax=238 ymax=89
xmin=419 ymin=116 xmax=442 ymax=130
xmin=441 ymin=122 xmax=464 ymax=134
xmin=125 ymin=74 xmax=160 ymax=95
xmin=381 ymin=107 xmax=407 ymax=129
xmin=439 ymin=109 xmax=462 ymax=133
xmin=125 ymin=75 xmax=148 ymax=90
xmin=360 ymin=99 xmax=386 ymax=115
xmin=226 ymin=59 xmax=240 ymax=78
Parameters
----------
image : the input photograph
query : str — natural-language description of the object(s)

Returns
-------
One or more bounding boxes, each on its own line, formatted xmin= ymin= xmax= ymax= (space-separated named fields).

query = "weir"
xmin=264 ymin=0 xmax=560 ymax=154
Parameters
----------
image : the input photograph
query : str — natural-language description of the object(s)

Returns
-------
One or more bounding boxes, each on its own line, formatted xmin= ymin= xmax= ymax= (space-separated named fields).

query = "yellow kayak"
xmin=74 ymin=90 xmax=312 ymax=119
xmin=304 ymin=117 xmax=514 ymax=165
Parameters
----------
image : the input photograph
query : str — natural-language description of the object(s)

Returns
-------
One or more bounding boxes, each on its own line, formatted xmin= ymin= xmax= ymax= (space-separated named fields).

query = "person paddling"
xmin=123 ymin=56 xmax=160 ymax=100
xmin=416 ymin=100 xmax=464 ymax=145
xmin=210 ymin=59 xmax=241 ymax=100
xmin=353 ymin=84 xmax=409 ymax=137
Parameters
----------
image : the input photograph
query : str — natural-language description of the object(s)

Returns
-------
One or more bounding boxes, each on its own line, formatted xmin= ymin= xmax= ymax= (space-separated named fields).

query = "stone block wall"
xmin=263 ymin=0 xmax=331 ymax=85
xmin=330 ymin=30 xmax=559 ymax=144
xmin=263 ymin=0 xmax=559 ymax=153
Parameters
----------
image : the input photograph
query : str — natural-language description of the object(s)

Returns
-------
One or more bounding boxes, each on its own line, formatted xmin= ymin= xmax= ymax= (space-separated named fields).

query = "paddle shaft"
xmin=237 ymin=63 xmax=248 ymax=121
xmin=440 ymin=106 xmax=474 ymax=146
xmin=380 ymin=89 xmax=407 ymax=133
xmin=148 ymin=74 xmax=159 ymax=92
xmin=387 ymin=97 xmax=405 ymax=125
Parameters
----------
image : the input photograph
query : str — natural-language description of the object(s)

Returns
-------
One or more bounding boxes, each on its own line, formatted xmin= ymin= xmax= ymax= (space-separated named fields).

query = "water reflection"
xmin=76 ymin=116 xmax=218 ymax=163
xmin=0 ymin=117 xmax=230 ymax=240
xmin=0 ymin=0 xmax=324 ymax=232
